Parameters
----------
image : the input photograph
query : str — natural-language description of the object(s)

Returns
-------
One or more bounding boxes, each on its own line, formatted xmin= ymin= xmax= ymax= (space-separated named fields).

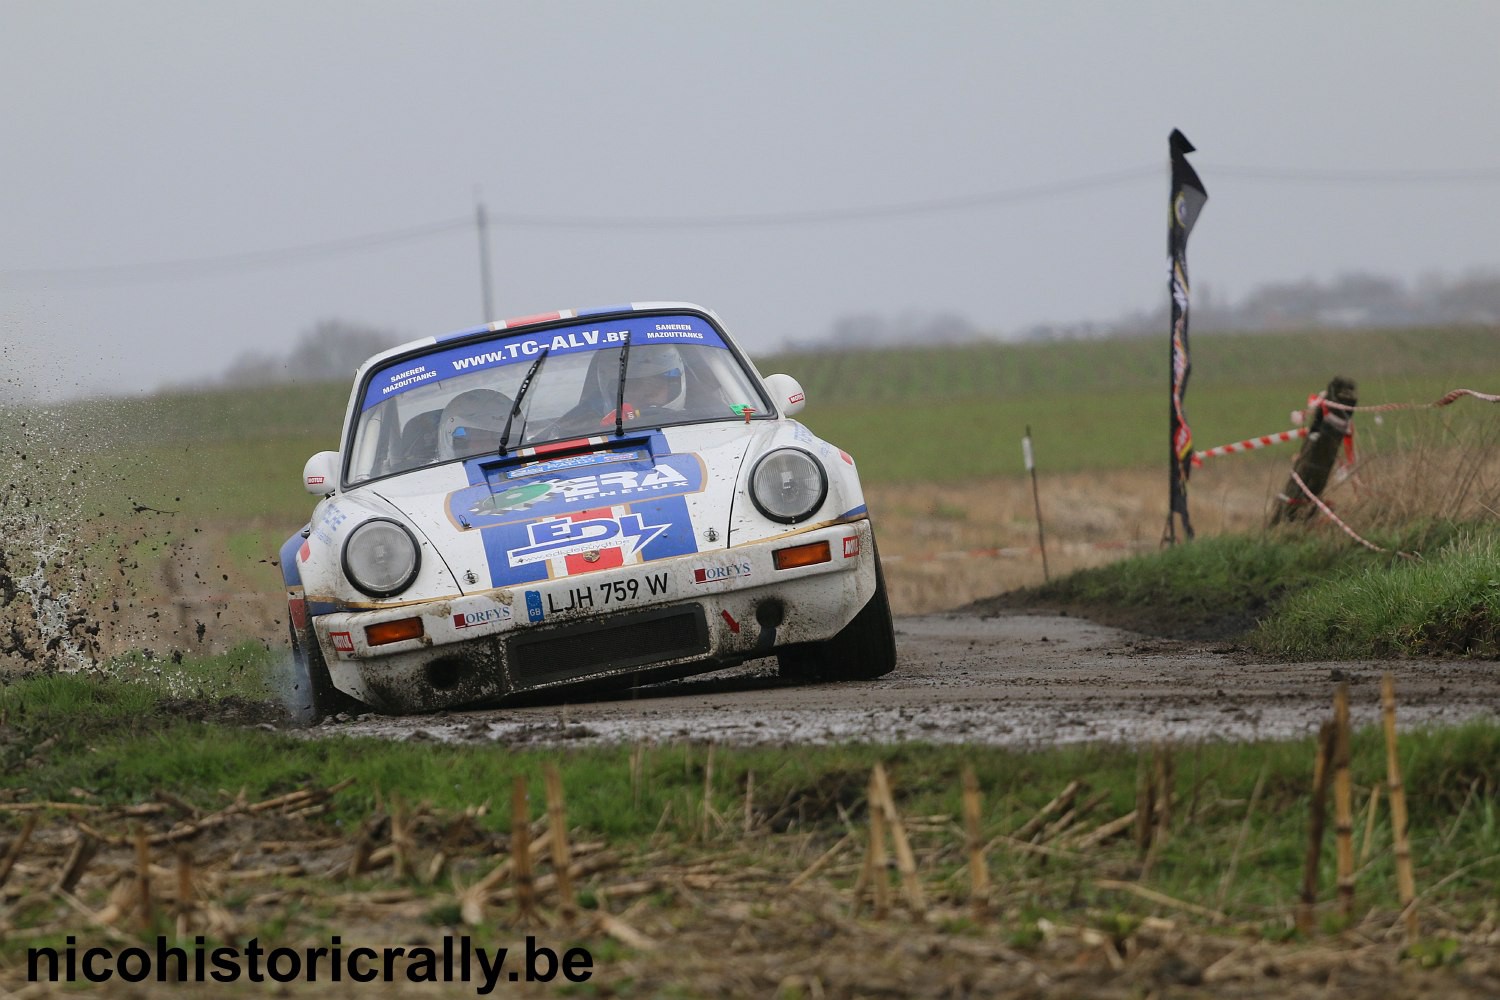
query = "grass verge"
xmin=1253 ymin=528 xmax=1500 ymax=659
xmin=997 ymin=521 xmax=1500 ymax=657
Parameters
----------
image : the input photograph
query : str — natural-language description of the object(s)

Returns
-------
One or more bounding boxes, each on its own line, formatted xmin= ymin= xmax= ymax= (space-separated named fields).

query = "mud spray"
xmin=0 ymin=381 xmax=193 ymax=678
xmin=1 ymin=404 xmax=107 ymax=672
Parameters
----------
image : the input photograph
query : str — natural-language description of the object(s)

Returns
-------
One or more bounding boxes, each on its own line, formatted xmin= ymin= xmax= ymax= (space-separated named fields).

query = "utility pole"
xmin=475 ymin=191 xmax=495 ymax=322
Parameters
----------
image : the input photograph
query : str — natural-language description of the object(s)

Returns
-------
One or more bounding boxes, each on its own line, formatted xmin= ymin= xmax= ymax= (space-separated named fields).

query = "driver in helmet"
xmin=596 ymin=345 xmax=686 ymax=426
xmin=437 ymin=388 xmax=514 ymax=461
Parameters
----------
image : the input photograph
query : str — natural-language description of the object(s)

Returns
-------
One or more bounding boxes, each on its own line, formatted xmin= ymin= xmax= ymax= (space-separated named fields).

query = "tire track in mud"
xmin=321 ymin=612 xmax=1500 ymax=748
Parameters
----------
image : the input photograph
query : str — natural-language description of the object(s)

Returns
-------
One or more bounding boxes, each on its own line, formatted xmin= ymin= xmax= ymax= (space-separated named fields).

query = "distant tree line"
xmin=1016 ymin=270 xmax=1500 ymax=343
xmin=220 ymin=320 xmax=401 ymax=385
xmin=222 ymin=271 xmax=1500 ymax=381
xmin=775 ymin=270 xmax=1500 ymax=353
xmin=780 ymin=309 xmax=983 ymax=353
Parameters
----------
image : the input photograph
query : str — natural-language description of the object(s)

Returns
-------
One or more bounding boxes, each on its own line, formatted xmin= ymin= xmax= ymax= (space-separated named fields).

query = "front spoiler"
xmin=309 ymin=520 xmax=876 ymax=713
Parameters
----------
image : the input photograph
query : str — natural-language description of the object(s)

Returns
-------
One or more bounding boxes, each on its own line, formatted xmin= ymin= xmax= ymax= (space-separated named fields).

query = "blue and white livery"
xmin=282 ymin=303 xmax=894 ymax=720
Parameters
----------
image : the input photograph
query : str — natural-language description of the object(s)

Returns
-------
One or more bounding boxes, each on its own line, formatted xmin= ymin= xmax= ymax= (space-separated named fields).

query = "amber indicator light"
xmin=773 ymin=540 xmax=831 ymax=570
xmin=365 ymin=617 xmax=425 ymax=646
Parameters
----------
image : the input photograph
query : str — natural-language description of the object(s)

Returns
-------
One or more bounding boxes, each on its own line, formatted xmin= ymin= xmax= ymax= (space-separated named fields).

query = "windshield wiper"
xmin=497 ymin=347 xmax=550 ymax=457
xmin=613 ymin=331 xmax=631 ymax=438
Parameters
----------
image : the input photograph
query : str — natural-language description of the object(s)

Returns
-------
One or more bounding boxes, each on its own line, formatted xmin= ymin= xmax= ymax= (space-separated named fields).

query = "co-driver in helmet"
xmin=436 ymin=388 xmax=514 ymax=461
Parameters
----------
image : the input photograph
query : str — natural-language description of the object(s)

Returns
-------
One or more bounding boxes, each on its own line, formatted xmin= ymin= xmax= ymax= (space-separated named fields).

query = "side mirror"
xmin=303 ymin=451 xmax=340 ymax=495
xmin=764 ymin=374 xmax=807 ymax=417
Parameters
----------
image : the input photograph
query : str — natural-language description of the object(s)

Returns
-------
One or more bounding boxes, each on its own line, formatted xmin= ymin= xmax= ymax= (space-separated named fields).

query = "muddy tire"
xmin=778 ymin=543 xmax=897 ymax=683
xmin=287 ymin=624 xmax=366 ymax=726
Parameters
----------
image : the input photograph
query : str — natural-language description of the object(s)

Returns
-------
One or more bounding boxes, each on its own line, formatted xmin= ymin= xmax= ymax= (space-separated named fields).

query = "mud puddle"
xmin=321 ymin=612 xmax=1500 ymax=748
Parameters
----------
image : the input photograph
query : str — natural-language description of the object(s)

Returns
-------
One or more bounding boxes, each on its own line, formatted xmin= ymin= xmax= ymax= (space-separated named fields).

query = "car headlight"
xmin=750 ymin=448 xmax=828 ymax=524
xmin=341 ymin=518 xmax=421 ymax=597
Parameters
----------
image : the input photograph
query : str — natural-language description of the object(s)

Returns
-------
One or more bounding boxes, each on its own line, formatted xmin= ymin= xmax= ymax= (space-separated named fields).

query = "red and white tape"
xmin=1321 ymin=387 xmax=1500 ymax=415
xmin=1193 ymin=427 xmax=1306 ymax=466
xmin=1193 ymin=386 xmax=1500 ymax=468
xmin=1285 ymin=469 xmax=1418 ymax=561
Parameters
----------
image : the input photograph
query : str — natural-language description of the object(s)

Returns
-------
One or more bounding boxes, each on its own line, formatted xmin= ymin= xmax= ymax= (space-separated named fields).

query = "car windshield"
xmin=345 ymin=313 xmax=772 ymax=484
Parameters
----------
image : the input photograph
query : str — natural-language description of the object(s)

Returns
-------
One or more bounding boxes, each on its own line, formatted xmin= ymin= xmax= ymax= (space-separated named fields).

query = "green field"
xmin=25 ymin=324 xmax=1500 ymax=525
xmin=775 ymin=326 xmax=1500 ymax=405
xmin=780 ymin=325 xmax=1500 ymax=480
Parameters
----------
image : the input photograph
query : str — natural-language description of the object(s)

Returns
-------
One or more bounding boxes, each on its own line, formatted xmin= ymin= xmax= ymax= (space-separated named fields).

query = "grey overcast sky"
xmin=3 ymin=1 xmax=1499 ymax=399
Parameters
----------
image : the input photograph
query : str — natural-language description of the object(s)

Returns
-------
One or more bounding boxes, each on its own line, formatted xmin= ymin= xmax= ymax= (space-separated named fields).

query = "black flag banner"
xmin=1165 ymin=128 xmax=1207 ymax=544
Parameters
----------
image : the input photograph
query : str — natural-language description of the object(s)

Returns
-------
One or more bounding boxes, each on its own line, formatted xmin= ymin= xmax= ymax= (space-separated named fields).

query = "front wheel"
xmin=287 ymin=624 xmax=367 ymax=726
xmin=778 ymin=540 xmax=897 ymax=683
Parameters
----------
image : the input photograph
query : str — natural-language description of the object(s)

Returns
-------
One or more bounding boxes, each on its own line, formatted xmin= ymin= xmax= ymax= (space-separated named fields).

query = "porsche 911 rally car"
xmin=282 ymin=302 xmax=895 ymax=722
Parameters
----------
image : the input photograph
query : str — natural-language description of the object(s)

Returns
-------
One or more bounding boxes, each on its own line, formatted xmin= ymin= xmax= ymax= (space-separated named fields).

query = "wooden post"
xmin=134 ymin=825 xmax=153 ymax=931
xmin=1382 ymin=674 xmax=1419 ymax=937
xmin=852 ymin=769 xmax=890 ymax=919
xmin=54 ymin=830 xmax=99 ymax=894
xmin=1139 ymin=744 xmax=1173 ymax=880
xmin=630 ymin=743 xmax=644 ymax=811
xmin=512 ymin=776 xmax=537 ymax=924
xmin=175 ymin=847 xmax=195 ymax=940
xmin=0 ymin=814 xmax=37 ymax=889
xmin=1135 ymin=753 xmax=1156 ymax=856
xmin=869 ymin=783 xmax=890 ymax=920
xmin=1271 ymin=376 xmax=1357 ymax=525
xmin=1298 ymin=721 xmax=1336 ymax=934
xmin=390 ymin=794 xmax=413 ymax=881
xmin=871 ymin=764 xmax=926 ymax=917
xmin=542 ymin=763 xmax=575 ymax=918
xmin=347 ymin=810 xmax=380 ymax=879
xmin=744 ymin=770 xmax=755 ymax=836
xmin=1359 ymin=783 xmax=1382 ymax=865
xmin=701 ymin=744 xmax=715 ymax=842
xmin=1153 ymin=744 xmax=1175 ymax=850
xmin=962 ymin=765 xmax=989 ymax=921
xmin=1332 ymin=683 xmax=1356 ymax=920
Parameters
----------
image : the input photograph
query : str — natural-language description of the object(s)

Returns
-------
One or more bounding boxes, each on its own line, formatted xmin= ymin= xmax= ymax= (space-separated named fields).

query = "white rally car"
xmin=282 ymin=303 xmax=895 ymax=721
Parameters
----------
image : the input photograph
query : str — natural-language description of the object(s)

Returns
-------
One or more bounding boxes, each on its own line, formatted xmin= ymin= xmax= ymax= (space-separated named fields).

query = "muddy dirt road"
xmin=330 ymin=611 xmax=1500 ymax=747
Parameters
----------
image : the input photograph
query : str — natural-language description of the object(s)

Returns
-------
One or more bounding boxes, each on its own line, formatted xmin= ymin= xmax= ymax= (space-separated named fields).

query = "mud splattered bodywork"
xmin=283 ymin=303 xmax=894 ymax=720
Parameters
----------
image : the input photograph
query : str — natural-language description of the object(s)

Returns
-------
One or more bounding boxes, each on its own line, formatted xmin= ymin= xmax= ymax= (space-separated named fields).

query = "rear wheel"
xmin=778 ymin=540 xmax=897 ymax=683
xmin=287 ymin=624 xmax=366 ymax=725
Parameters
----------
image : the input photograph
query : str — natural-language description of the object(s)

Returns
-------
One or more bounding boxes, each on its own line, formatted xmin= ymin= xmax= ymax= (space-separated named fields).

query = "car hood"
xmin=367 ymin=425 xmax=752 ymax=594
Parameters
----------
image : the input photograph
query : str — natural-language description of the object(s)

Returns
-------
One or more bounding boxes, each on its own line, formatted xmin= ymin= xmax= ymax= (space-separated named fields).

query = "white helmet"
xmin=596 ymin=344 xmax=686 ymax=411
xmin=437 ymin=388 xmax=513 ymax=460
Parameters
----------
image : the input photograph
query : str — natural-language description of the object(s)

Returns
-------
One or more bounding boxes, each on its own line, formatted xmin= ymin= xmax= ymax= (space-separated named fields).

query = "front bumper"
xmin=310 ymin=519 xmax=876 ymax=713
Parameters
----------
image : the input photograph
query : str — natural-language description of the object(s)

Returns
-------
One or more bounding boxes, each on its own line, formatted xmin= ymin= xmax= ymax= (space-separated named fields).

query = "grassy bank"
xmin=1003 ymin=521 xmax=1500 ymax=658
xmin=1253 ymin=528 xmax=1500 ymax=659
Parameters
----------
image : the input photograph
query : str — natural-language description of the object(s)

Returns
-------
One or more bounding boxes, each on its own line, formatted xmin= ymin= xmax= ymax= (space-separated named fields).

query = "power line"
xmin=0 ymin=217 xmax=470 ymax=289
xmin=1206 ymin=163 xmax=1500 ymax=183
xmin=0 ymin=167 xmax=1159 ymax=289
xmin=5 ymin=160 xmax=1500 ymax=289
